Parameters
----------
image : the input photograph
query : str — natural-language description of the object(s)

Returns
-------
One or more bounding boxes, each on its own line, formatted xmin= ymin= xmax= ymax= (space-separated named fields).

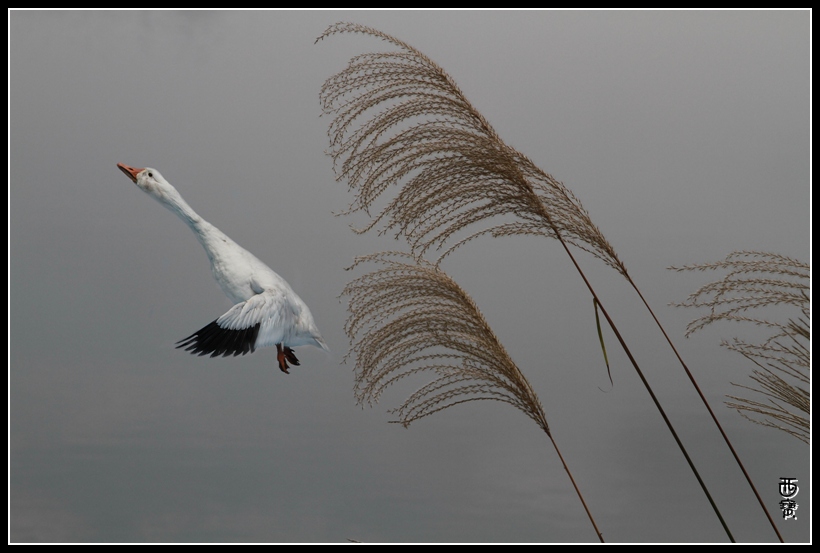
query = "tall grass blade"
xmin=593 ymin=298 xmax=612 ymax=386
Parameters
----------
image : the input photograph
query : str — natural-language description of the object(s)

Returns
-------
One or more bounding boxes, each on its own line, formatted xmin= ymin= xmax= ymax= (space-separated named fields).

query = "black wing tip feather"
xmin=176 ymin=320 xmax=261 ymax=358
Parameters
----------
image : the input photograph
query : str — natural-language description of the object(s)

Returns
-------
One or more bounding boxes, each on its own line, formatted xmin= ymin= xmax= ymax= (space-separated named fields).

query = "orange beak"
xmin=117 ymin=163 xmax=144 ymax=183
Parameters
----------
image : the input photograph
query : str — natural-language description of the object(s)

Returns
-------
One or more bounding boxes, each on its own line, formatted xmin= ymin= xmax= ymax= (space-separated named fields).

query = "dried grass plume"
xmin=342 ymin=252 xmax=550 ymax=434
xmin=317 ymin=22 xmax=625 ymax=276
xmin=671 ymin=251 xmax=809 ymax=443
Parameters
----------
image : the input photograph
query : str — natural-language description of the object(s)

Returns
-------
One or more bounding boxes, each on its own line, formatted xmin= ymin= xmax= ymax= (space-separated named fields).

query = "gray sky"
xmin=10 ymin=10 xmax=809 ymax=543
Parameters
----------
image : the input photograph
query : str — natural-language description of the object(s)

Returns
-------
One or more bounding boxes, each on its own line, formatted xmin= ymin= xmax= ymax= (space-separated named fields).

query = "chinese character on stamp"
xmin=778 ymin=478 xmax=799 ymax=520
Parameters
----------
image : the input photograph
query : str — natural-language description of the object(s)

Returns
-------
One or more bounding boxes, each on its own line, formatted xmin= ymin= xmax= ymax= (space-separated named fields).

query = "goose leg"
xmin=276 ymin=344 xmax=291 ymax=374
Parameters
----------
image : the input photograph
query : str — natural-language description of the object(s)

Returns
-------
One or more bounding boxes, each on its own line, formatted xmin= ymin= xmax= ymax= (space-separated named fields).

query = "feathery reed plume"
xmin=317 ymin=22 xmax=625 ymax=275
xmin=342 ymin=251 xmax=604 ymax=542
xmin=671 ymin=251 xmax=809 ymax=444
xmin=344 ymin=252 xmax=548 ymax=430
xmin=318 ymin=22 xmax=744 ymax=541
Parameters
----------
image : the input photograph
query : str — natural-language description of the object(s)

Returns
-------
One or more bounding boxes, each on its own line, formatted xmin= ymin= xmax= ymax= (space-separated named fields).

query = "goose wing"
xmin=176 ymin=290 xmax=298 ymax=357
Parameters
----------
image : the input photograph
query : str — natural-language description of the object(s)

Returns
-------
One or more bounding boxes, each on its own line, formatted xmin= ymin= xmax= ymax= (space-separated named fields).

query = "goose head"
xmin=117 ymin=163 xmax=175 ymax=200
xmin=117 ymin=163 xmax=196 ymax=220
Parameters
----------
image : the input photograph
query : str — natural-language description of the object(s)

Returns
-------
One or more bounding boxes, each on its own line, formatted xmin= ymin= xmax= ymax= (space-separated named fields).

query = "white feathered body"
xmin=196 ymin=221 xmax=323 ymax=349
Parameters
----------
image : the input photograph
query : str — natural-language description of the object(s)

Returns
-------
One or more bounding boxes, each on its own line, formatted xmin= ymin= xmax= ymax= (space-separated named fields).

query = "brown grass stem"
xmin=628 ymin=275 xmax=784 ymax=542
xmin=537 ymin=208 xmax=736 ymax=542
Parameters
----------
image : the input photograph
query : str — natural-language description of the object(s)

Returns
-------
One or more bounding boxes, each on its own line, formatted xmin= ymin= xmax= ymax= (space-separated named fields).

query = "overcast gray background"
xmin=10 ymin=10 xmax=809 ymax=543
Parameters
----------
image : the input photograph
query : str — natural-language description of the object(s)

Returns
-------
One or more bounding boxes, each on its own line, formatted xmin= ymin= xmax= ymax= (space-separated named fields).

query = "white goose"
xmin=118 ymin=163 xmax=328 ymax=374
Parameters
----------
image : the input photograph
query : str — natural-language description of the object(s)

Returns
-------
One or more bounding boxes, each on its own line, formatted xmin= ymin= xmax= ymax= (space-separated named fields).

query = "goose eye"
xmin=148 ymin=172 xmax=153 ymax=177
